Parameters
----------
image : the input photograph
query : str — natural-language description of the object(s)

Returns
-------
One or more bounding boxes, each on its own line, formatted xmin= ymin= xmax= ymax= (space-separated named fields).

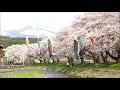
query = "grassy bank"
xmin=27 ymin=63 xmax=120 ymax=70
xmin=27 ymin=63 xmax=120 ymax=78
xmin=1 ymin=71 xmax=46 ymax=78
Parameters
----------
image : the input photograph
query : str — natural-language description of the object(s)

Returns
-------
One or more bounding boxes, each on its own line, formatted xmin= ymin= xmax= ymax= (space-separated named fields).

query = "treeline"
xmin=0 ymin=36 xmax=38 ymax=48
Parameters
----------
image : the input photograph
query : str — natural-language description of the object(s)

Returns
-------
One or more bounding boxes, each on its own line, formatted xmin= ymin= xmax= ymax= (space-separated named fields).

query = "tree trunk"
xmin=43 ymin=59 xmax=46 ymax=63
xmin=80 ymin=55 xmax=84 ymax=64
xmin=102 ymin=57 xmax=108 ymax=64
xmin=87 ymin=50 xmax=100 ymax=63
xmin=106 ymin=50 xmax=119 ymax=63
xmin=78 ymin=46 xmax=87 ymax=64
xmin=93 ymin=56 xmax=99 ymax=63
xmin=96 ymin=56 xmax=100 ymax=63
xmin=100 ymin=51 xmax=108 ymax=64
xmin=79 ymin=52 xmax=85 ymax=64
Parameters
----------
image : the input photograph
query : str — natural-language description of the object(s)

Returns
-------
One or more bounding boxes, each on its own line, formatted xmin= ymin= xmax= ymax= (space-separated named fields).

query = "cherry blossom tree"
xmin=5 ymin=12 xmax=120 ymax=64
xmin=72 ymin=12 xmax=120 ymax=63
xmin=54 ymin=12 xmax=120 ymax=63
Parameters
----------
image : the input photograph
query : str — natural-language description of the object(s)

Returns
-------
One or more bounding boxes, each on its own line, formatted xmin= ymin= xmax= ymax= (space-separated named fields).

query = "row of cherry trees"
xmin=54 ymin=12 xmax=120 ymax=63
xmin=5 ymin=12 xmax=120 ymax=64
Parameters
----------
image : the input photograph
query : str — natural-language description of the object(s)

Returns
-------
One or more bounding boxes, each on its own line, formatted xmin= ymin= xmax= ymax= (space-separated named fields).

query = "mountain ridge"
xmin=1 ymin=26 xmax=57 ymax=38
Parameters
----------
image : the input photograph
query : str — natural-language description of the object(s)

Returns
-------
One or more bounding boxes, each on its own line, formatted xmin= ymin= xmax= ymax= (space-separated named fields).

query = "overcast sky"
xmin=1 ymin=12 xmax=84 ymax=33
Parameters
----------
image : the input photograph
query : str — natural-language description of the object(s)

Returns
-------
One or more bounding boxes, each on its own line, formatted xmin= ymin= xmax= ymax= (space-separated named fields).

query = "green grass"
xmin=2 ymin=63 xmax=119 ymax=78
xmin=26 ymin=63 xmax=120 ymax=78
xmin=27 ymin=63 xmax=120 ymax=70
xmin=1 ymin=71 xmax=46 ymax=78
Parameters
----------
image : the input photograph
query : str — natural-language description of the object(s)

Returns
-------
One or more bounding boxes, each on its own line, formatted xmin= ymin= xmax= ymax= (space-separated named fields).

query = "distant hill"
xmin=0 ymin=25 xmax=58 ymax=48
xmin=0 ymin=36 xmax=38 ymax=48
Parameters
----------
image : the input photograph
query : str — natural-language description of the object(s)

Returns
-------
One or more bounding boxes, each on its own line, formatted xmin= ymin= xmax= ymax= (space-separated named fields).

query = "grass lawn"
xmin=1 ymin=71 xmax=46 ymax=78
xmin=27 ymin=62 xmax=120 ymax=70
xmin=26 ymin=63 xmax=120 ymax=78
xmin=2 ymin=63 xmax=120 ymax=78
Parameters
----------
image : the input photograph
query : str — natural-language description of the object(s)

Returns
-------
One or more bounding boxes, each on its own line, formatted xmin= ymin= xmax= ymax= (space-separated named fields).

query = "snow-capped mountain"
xmin=0 ymin=30 xmax=9 ymax=36
xmin=0 ymin=26 xmax=57 ymax=38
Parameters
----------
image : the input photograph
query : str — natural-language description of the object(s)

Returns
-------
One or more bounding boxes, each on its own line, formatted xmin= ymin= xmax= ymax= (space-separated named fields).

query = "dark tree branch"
xmin=85 ymin=53 xmax=92 ymax=57
xmin=106 ymin=50 xmax=118 ymax=61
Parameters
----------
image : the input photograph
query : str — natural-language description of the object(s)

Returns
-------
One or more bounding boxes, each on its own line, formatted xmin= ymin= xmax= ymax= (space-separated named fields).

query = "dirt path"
xmin=36 ymin=69 xmax=76 ymax=78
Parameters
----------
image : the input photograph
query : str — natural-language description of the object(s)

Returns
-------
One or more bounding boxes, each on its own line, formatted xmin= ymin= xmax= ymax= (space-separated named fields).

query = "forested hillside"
xmin=0 ymin=36 xmax=37 ymax=48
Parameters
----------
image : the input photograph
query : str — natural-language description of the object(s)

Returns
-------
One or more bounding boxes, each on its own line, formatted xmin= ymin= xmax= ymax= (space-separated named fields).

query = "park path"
xmin=0 ymin=65 xmax=76 ymax=78
xmin=36 ymin=69 xmax=76 ymax=78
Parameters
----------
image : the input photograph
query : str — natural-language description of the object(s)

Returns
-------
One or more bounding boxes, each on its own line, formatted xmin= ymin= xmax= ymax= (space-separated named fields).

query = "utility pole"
xmin=23 ymin=54 xmax=25 ymax=66
xmin=118 ymin=12 xmax=120 ymax=39
xmin=119 ymin=12 xmax=120 ymax=29
xmin=0 ymin=12 xmax=1 ymax=36
xmin=0 ymin=11 xmax=4 ymax=77
xmin=119 ymin=12 xmax=120 ymax=23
